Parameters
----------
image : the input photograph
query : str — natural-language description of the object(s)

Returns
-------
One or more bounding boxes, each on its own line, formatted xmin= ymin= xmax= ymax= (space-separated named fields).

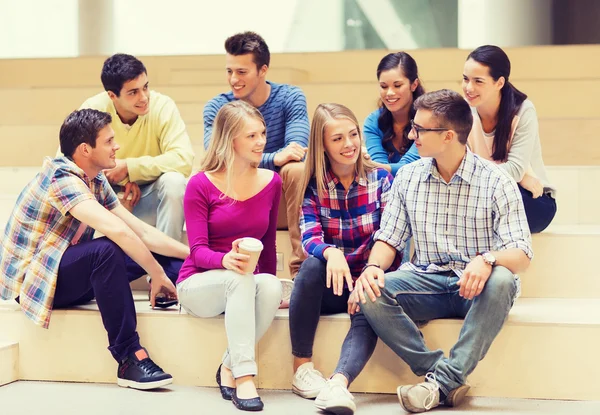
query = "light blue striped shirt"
xmin=203 ymin=82 xmax=310 ymax=171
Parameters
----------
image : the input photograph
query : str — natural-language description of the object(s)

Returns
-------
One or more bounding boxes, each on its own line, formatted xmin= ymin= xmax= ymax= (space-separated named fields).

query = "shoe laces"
xmin=422 ymin=373 xmax=440 ymax=410
xmin=297 ymin=365 xmax=324 ymax=386
xmin=137 ymin=357 xmax=164 ymax=375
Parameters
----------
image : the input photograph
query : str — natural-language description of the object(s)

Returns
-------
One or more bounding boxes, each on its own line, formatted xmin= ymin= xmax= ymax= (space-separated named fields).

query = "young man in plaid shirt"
xmin=0 ymin=109 xmax=189 ymax=390
xmin=354 ymin=90 xmax=533 ymax=412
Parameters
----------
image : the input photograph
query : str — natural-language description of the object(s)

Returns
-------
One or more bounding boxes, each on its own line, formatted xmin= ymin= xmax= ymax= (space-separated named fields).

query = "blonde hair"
xmin=199 ymin=100 xmax=266 ymax=199
xmin=300 ymin=103 xmax=376 ymax=202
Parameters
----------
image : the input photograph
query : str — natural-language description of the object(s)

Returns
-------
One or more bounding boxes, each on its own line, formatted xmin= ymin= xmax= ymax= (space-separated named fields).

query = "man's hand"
xmin=273 ymin=143 xmax=307 ymax=167
xmin=347 ymin=290 xmax=361 ymax=315
xmin=121 ymin=182 xmax=141 ymax=209
xmin=149 ymin=272 xmax=178 ymax=309
xmin=519 ymin=173 xmax=543 ymax=198
xmin=325 ymin=248 xmax=353 ymax=296
xmin=457 ymin=255 xmax=493 ymax=300
xmin=104 ymin=159 xmax=129 ymax=184
xmin=355 ymin=265 xmax=385 ymax=304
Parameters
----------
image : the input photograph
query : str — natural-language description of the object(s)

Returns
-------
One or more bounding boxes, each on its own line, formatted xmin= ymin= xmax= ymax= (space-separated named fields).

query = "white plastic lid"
xmin=239 ymin=237 xmax=264 ymax=252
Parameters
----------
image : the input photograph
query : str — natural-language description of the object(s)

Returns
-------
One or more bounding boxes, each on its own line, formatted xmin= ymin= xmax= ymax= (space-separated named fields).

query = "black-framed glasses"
xmin=410 ymin=120 xmax=448 ymax=139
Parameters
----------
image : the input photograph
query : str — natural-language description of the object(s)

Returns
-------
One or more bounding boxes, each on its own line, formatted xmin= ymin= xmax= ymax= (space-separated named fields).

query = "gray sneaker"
xmin=315 ymin=378 xmax=356 ymax=415
xmin=397 ymin=373 xmax=470 ymax=413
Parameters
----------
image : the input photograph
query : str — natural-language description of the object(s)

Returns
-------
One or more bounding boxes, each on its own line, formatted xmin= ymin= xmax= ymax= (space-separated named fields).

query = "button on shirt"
xmin=374 ymin=150 xmax=533 ymax=277
xmin=300 ymin=168 xmax=400 ymax=279
xmin=0 ymin=157 xmax=118 ymax=328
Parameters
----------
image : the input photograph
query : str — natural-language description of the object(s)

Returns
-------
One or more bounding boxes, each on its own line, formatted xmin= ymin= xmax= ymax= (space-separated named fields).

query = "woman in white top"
xmin=463 ymin=45 xmax=556 ymax=233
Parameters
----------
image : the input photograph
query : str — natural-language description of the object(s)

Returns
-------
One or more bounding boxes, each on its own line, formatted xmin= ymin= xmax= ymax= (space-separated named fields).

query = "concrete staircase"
xmin=1 ymin=47 xmax=599 ymax=407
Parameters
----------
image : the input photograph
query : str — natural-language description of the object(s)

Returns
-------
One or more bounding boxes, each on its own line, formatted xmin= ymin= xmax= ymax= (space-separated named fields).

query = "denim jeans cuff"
xmin=291 ymin=350 xmax=313 ymax=358
xmin=332 ymin=370 xmax=354 ymax=386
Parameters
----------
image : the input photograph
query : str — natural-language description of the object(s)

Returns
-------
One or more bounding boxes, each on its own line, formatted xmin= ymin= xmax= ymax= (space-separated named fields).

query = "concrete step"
xmin=3 ymin=117 xmax=599 ymax=167
xmin=1 ymin=167 xmax=600 ymax=296
xmin=0 ymin=293 xmax=598 ymax=400
xmin=0 ymin=340 xmax=18 ymax=386
xmin=1 ymin=80 xmax=599 ymax=127
xmin=1 ymin=45 xmax=599 ymax=87
xmin=1 ymin=381 xmax=599 ymax=415
xmin=1 ymin=165 xmax=600 ymax=227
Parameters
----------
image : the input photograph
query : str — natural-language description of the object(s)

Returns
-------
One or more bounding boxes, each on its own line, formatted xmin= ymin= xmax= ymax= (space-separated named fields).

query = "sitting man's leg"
xmin=279 ymin=161 xmax=306 ymax=277
xmin=53 ymin=237 xmax=173 ymax=390
xmin=362 ymin=267 xmax=517 ymax=413
xmin=133 ymin=172 xmax=187 ymax=242
xmin=429 ymin=266 xmax=517 ymax=406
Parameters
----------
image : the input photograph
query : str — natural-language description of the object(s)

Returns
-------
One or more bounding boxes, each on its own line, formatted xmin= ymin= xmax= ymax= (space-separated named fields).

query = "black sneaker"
xmin=117 ymin=348 xmax=173 ymax=390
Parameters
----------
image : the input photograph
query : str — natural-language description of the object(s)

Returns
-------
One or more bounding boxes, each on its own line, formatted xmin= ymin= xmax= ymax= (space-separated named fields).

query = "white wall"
xmin=113 ymin=0 xmax=301 ymax=55
xmin=0 ymin=0 xmax=78 ymax=58
xmin=458 ymin=0 xmax=552 ymax=49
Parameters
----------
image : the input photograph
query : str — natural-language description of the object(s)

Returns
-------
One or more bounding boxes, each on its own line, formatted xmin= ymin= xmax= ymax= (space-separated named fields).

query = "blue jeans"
xmin=361 ymin=266 xmax=518 ymax=396
xmin=289 ymin=257 xmax=378 ymax=384
xmin=116 ymin=172 xmax=187 ymax=241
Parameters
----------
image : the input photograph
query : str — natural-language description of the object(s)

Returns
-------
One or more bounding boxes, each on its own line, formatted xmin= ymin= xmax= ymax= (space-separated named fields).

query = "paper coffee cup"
xmin=238 ymin=237 xmax=264 ymax=274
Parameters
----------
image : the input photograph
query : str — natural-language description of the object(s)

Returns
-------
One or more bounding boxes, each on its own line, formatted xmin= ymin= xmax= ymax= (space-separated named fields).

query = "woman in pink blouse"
xmin=177 ymin=101 xmax=282 ymax=411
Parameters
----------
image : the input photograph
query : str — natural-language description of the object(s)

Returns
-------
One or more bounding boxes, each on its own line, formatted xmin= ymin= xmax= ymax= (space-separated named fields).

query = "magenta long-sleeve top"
xmin=177 ymin=171 xmax=282 ymax=284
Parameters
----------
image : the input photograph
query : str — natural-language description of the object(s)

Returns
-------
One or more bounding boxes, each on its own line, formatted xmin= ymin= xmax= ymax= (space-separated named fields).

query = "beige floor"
xmin=1 ymin=381 xmax=599 ymax=415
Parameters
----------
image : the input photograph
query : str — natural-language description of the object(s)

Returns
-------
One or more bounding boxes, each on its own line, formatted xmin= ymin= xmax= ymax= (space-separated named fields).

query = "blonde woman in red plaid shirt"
xmin=288 ymin=103 xmax=401 ymax=415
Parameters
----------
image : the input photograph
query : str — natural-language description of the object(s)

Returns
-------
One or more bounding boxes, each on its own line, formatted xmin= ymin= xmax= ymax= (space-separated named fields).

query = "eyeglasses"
xmin=410 ymin=120 xmax=448 ymax=139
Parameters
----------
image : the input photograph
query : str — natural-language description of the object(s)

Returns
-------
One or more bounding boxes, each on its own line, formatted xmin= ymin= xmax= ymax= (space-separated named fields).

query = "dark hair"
xmin=225 ymin=31 xmax=270 ymax=71
xmin=467 ymin=45 xmax=527 ymax=161
xmin=376 ymin=52 xmax=425 ymax=158
xmin=59 ymin=109 xmax=112 ymax=158
xmin=413 ymin=89 xmax=473 ymax=145
xmin=100 ymin=53 xmax=147 ymax=96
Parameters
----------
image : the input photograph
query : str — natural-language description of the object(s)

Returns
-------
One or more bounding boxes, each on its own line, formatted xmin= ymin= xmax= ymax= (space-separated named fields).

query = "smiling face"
xmin=89 ymin=125 xmax=119 ymax=170
xmin=462 ymin=58 xmax=504 ymax=108
xmin=108 ymin=73 xmax=150 ymax=123
xmin=323 ymin=118 xmax=361 ymax=172
xmin=378 ymin=67 xmax=418 ymax=115
xmin=232 ymin=116 xmax=266 ymax=166
xmin=226 ymin=53 xmax=267 ymax=102
xmin=408 ymin=109 xmax=450 ymax=158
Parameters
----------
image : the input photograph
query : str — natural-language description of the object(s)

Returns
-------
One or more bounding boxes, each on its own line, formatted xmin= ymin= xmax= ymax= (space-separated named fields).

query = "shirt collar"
xmin=49 ymin=156 xmax=104 ymax=184
xmin=325 ymin=168 xmax=366 ymax=191
xmin=420 ymin=149 xmax=475 ymax=184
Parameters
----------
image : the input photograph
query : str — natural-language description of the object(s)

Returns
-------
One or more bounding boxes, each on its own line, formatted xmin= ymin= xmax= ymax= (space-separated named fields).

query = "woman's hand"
xmin=324 ymin=248 xmax=353 ymax=296
xmin=222 ymin=238 xmax=250 ymax=274
xmin=520 ymin=173 xmax=543 ymax=198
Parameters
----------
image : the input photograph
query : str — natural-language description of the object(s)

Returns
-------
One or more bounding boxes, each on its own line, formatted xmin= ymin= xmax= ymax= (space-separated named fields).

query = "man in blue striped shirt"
xmin=354 ymin=90 xmax=533 ymax=413
xmin=203 ymin=32 xmax=310 ymax=279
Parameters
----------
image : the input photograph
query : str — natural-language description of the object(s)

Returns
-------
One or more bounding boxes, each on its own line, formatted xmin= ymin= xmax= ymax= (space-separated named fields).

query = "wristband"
xmin=361 ymin=263 xmax=381 ymax=273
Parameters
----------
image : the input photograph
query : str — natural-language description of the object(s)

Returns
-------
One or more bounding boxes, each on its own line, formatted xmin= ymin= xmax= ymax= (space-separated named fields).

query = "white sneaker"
xmin=292 ymin=362 xmax=327 ymax=399
xmin=280 ymin=279 xmax=294 ymax=308
xmin=315 ymin=378 xmax=356 ymax=415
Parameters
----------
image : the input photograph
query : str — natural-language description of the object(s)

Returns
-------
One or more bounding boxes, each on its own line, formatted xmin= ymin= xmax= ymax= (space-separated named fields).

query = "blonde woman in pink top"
xmin=463 ymin=45 xmax=556 ymax=233
xmin=177 ymin=101 xmax=283 ymax=411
